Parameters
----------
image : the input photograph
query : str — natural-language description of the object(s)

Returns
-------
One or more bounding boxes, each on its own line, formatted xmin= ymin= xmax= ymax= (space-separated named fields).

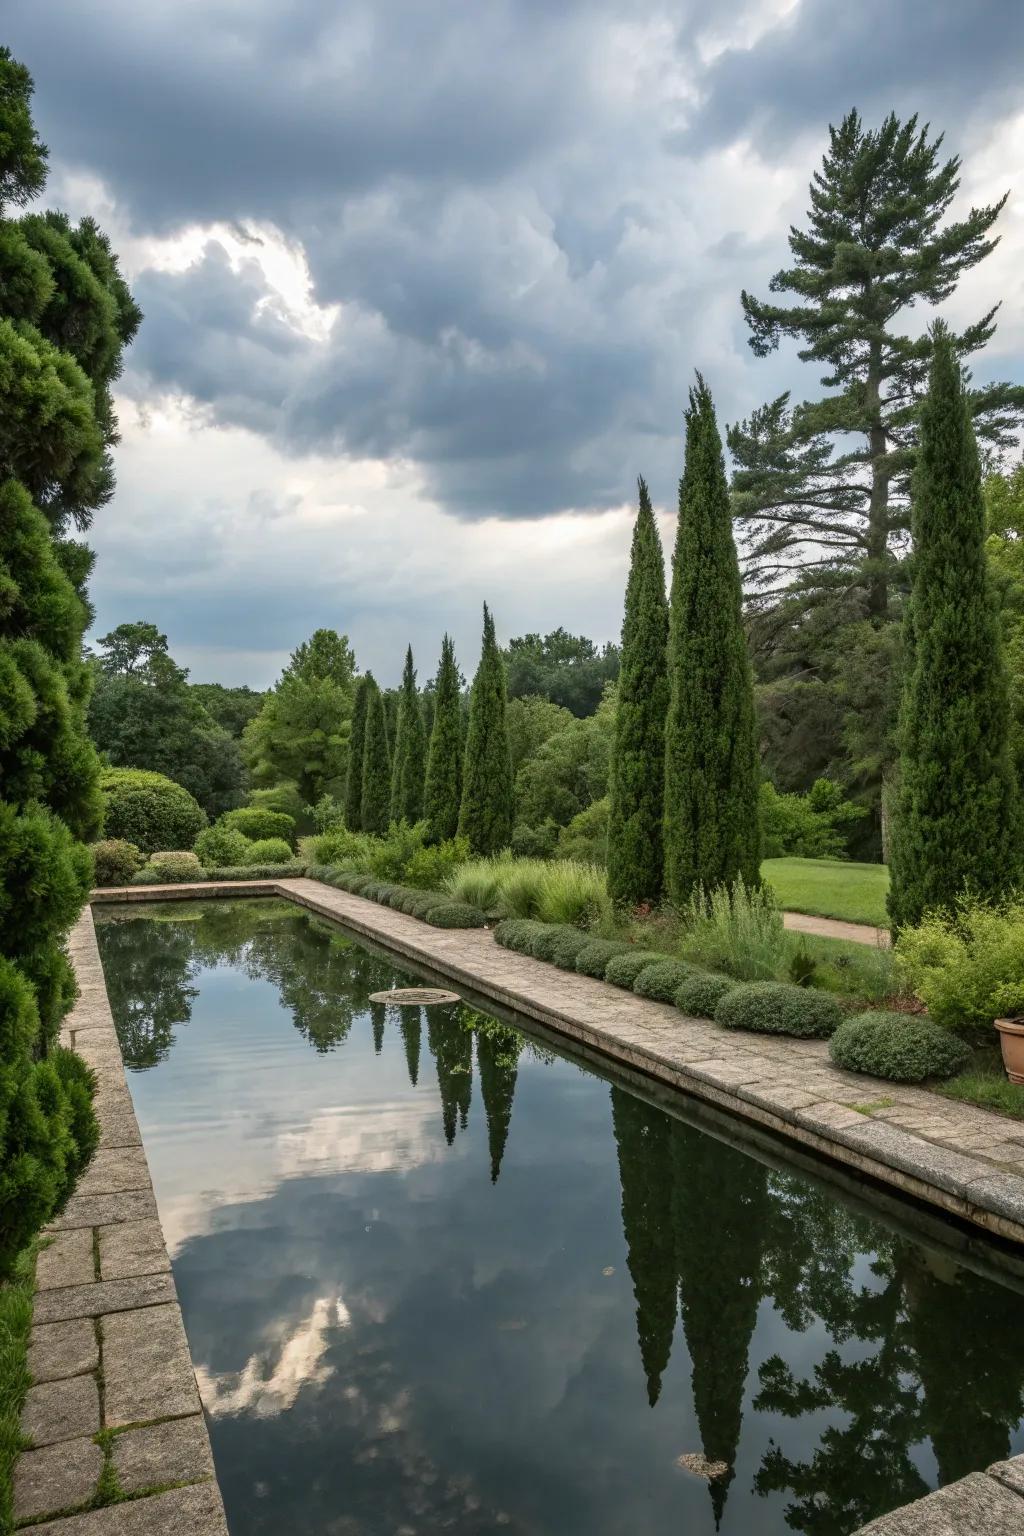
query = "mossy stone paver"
xmin=14 ymin=1436 xmax=104 ymax=1524
xmin=21 ymin=1373 xmax=100 ymax=1446
xmin=27 ymin=1318 xmax=99 ymax=1384
xmin=103 ymin=1303 xmax=202 ymax=1427
xmin=112 ymin=1417 xmax=214 ymax=1495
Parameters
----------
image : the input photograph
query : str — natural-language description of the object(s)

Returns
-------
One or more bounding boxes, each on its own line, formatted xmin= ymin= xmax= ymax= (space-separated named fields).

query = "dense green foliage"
xmin=423 ymin=635 xmax=462 ymax=843
xmin=360 ymin=678 xmax=392 ymax=836
xmin=99 ymin=767 xmax=206 ymax=854
xmin=0 ymin=1239 xmax=36 ymax=1529
xmin=89 ymin=838 xmax=142 ymax=885
xmin=714 ymin=981 xmax=844 ymax=1039
xmin=633 ymin=959 xmax=694 ymax=1004
xmin=245 ymin=629 xmax=356 ymax=806
xmin=344 ymin=674 xmax=371 ymax=832
xmin=604 ymin=950 xmax=668 ymax=989
xmin=761 ymin=779 xmax=865 ymax=860
xmin=665 ymin=379 xmax=760 ymax=906
xmin=513 ymin=693 xmax=613 ymax=852
xmin=894 ymin=898 xmax=1024 ymax=1030
xmin=505 ymin=628 xmax=619 ymax=717
xmin=674 ymin=971 xmax=737 ymax=1018
xmin=446 ymin=855 xmax=609 ymax=928
xmin=221 ymin=806 xmax=295 ymax=844
xmin=574 ymin=938 xmax=632 ymax=978
xmin=390 ymin=646 xmax=427 ymax=826
xmin=143 ymin=851 xmax=203 ymax=882
xmin=0 ymin=49 xmax=137 ymax=1272
xmin=244 ymin=837 xmax=293 ymax=865
xmin=608 ymin=478 xmax=669 ymax=907
xmin=888 ymin=333 xmax=1019 ymax=929
xmin=188 ymin=682 xmax=265 ymax=739
xmin=194 ymin=822 xmax=251 ymax=870
xmin=89 ymin=622 xmax=245 ymax=817
xmin=459 ymin=605 xmax=514 ymax=855
xmin=830 ymin=1011 xmax=970 ymax=1083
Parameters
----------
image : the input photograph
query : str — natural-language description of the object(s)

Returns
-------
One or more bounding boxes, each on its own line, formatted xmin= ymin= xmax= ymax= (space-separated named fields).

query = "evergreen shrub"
xmin=243 ymin=838 xmax=293 ymax=865
xmin=674 ymin=971 xmax=737 ymax=1018
xmin=633 ymin=959 xmax=694 ymax=1003
xmin=829 ymin=1010 xmax=970 ymax=1082
xmin=493 ymin=919 xmax=546 ymax=954
xmin=100 ymin=768 xmax=206 ymax=855
xmin=527 ymin=924 xmax=585 ymax=963
xmin=546 ymin=927 xmax=594 ymax=970
xmin=604 ymin=950 xmax=667 ymax=989
xmin=144 ymin=851 xmax=203 ymax=882
xmin=425 ymin=902 xmax=488 ymax=929
xmin=205 ymin=862 xmax=306 ymax=880
xmin=89 ymin=839 xmax=142 ymax=886
xmin=715 ymin=981 xmax=844 ymax=1039
xmin=194 ymin=823 xmax=251 ymax=870
xmin=575 ymin=939 xmax=632 ymax=978
xmin=222 ymin=807 xmax=295 ymax=844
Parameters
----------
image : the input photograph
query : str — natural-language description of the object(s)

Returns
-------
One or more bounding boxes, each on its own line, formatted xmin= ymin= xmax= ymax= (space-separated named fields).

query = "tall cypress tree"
xmin=459 ymin=604 xmax=514 ymax=855
xmin=360 ymin=678 xmax=392 ymax=835
xmin=344 ymin=673 xmax=371 ymax=829
xmin=608 ymin=478 xmax=669 ymax=906
xmin=664 ymin=378 xmax=761 ymax=907
xmin=390 ymin=646 xmax=427 ymax=825
xmin=423 ymin=635 xmax=463 ymax=843
xmin=888 ymin=329 xmax=1019 ymax=928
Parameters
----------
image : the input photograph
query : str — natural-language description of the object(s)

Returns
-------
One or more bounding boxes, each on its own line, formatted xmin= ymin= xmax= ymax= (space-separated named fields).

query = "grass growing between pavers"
xmin=0 ymin=1243 xmax=36 ymax=1532
xmin=763 ymin=856 xmax=890 ymax=927
xmin=937 ymin=1044 xmax=1024 ymax=1122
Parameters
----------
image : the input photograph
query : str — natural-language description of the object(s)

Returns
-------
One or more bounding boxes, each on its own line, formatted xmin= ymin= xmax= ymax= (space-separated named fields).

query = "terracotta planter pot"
xmin=994 ymin=1017 xmax=1024 ymax=1085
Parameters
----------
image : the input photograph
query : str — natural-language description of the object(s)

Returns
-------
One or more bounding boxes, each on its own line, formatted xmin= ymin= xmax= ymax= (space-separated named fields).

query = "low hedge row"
xmin=129 ymin=861 xmax=308 ymax=885
xmin=309 ymin=866 xmax=488 ymax=929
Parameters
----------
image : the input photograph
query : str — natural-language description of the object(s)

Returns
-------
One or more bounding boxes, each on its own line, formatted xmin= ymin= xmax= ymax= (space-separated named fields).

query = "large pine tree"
xmin=608 ymin=478 xmax=669 ymax=906
xmin=423 ymin=635 xmax=462 ymax=843
xmin=730 ymin=110 xmax=1024 ymax=624
xmin=888 ymin=329 xmax=1019 ymax=928
xmin=664 ymin=379 xmax=761 ymax=907
xmin=390 ymin=646 xmax=427 ymax=825
xmin=459 ymin=604 xmax=514 ymax=855
xmin=360 ymin=678 xmax=392 ymax=836
xmin=344 ymin=673 xmax=371 ymax=829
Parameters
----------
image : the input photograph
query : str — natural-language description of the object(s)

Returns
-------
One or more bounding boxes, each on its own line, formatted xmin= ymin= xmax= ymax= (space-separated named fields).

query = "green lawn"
xmin=763 ymin=856 xmax=890 ymax=928
xmin=0 ymin=1244 xmax=36 ymax=1531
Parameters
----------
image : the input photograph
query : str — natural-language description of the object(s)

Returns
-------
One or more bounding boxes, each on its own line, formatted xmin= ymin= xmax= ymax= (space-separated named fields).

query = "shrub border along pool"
xmin=78 ymin=874 xmax=1024 ymax=1536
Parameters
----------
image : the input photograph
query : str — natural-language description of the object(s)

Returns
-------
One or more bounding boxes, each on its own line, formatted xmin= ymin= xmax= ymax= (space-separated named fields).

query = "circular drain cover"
xmin=368 ymin=987 xmax=460 ymax=1006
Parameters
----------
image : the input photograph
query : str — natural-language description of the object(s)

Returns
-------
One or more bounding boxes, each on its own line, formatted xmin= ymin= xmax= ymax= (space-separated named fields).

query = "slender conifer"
xmin=664 ymin=377 xmax=761 ymax=906
xmin=459 ymin=604 xmax=514 ymax=854
xmin=390 ymin=646 xmax=427 ymax=825
xmin=344 ymin=674 xmax=371 ymax=829
xmin=608 ymin=478 xmax=669 ymax=905
xmin=360 ymin=678 xmax=392 ymax=835
xmin=424 ymin=634 xmax=462 ymax=842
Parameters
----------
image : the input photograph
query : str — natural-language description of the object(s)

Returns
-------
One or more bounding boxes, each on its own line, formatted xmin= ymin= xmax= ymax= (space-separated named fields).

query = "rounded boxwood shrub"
xmin=425 ymin=902 xmax=488 ymax=929
xmin=527 ymin=924 xmax=584 ymax=963
xmin=145 ymin=851 xmax=204 ymax=883
xmin=575 ymin=939 xmax=631 ymax=978
xmin=634 ymin=959 xmax=695 ymax=1004
xmin=604 ymin=950 xmax=666 ymax=990
xmin=100 ymin=768 xmax=207 ymax=856
xmin=715 ymin=981 xmax=844 ymax=1039
xmin=89 ymin=839 xmax=142 ymax=886
xmin=829 ymin=1011 xmax=971 ymax=1083
xmin=493 ymin=918 xmax=546 ymax=954
xmin=408 ymin=892 xmax=445 ymax=920
xmin=675 ymin=971 xmax=737 ymax=1019
xmin=346 ymin=873 xmax=375 ymax=894
xmin=222 ymin=807 xmax=296 ymax=844
xmin=242 ymin=838 xmax=293 ymax=866
xmin=194 ymin=822 xmax=251 ymax=870
xmin=547 ymin=927 xmax=593 ymax=970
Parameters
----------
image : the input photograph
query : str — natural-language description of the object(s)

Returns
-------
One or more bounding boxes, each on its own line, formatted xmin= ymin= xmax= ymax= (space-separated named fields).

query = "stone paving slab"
xmin=14 ymin=1436 xmax=105 ymax=1524
xmin=11 ymin=905 xmax=229 ymax=1535
xmin=856 ymin=1469 xmax=1024 ymax=1533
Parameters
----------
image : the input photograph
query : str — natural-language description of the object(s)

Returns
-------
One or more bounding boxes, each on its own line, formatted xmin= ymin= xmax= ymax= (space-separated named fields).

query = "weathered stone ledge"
xmin=13 ymin=907 xmax=228 ymax=1534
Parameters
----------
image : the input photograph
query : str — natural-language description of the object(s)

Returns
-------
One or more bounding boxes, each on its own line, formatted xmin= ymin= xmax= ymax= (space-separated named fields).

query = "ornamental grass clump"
xmin=675 ymin=971 xmax=737 ymax=1019
xmin=604 ymin=950 xmax=668 ymax=990
xmin=535 ymin=860 xmax=611 ymax=930
xmin=444 ymin=855 xmax=511 ymax=913
xmin=633 ymin=959 xmax=695 ymax=1004
xmin=715 ymin=981 xmax=844 ymax=1039
xmin=830 ymin=1011 xmax=970 ymax=1082
xmin=575 ymin=939 xmax=632 ymax=978
xmin=680 ymin=876 xmax=786 ymax=981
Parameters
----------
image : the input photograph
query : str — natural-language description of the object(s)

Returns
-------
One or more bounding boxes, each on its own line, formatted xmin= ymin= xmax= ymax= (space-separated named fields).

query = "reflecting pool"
xmin=93 ymin=899 xmax=1024 ymax=1536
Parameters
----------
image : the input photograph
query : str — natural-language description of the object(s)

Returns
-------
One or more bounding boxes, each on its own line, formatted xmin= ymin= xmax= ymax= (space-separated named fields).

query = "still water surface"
xmin=94 ymin=899 xmax=1024 ymax=1536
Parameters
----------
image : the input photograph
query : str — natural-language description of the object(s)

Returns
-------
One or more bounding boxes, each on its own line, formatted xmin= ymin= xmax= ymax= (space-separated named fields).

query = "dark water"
xmin=93 ymin=899 xmax=1024 ymax=1536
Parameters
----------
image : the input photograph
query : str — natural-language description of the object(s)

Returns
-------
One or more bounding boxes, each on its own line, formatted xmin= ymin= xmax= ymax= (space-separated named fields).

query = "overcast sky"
xmin=7 ymin=0 xmax=1024 ymax=686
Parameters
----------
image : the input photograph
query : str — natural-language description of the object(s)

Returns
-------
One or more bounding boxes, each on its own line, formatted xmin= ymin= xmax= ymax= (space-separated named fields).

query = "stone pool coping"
xmin=34 ymin=875 xmax=1024 ymax=1536
xmin=12 ymin=906 xmax=229 ymax=1534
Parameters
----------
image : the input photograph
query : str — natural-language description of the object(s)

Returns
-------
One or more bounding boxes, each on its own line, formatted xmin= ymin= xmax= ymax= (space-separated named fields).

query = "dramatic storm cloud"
xmin=5 ymin=0 xmax=1023 ymax=681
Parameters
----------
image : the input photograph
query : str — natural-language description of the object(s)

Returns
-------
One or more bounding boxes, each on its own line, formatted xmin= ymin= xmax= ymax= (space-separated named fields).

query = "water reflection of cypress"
xmin=398 ymin=1007 xmax=422 ymax=1086
xmin=427 ymin=1010 xmax=473 ymax=1145
xmin=475 ymin=1024 xmax=521 ymax=1183
xmin=370 ymin=1001 xmax=385 ymax=1055
xmin=672 ymin=1120 xmax=770 ymax=1530
xmin=609 ymin=1087 xmax=676 ymax=1406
